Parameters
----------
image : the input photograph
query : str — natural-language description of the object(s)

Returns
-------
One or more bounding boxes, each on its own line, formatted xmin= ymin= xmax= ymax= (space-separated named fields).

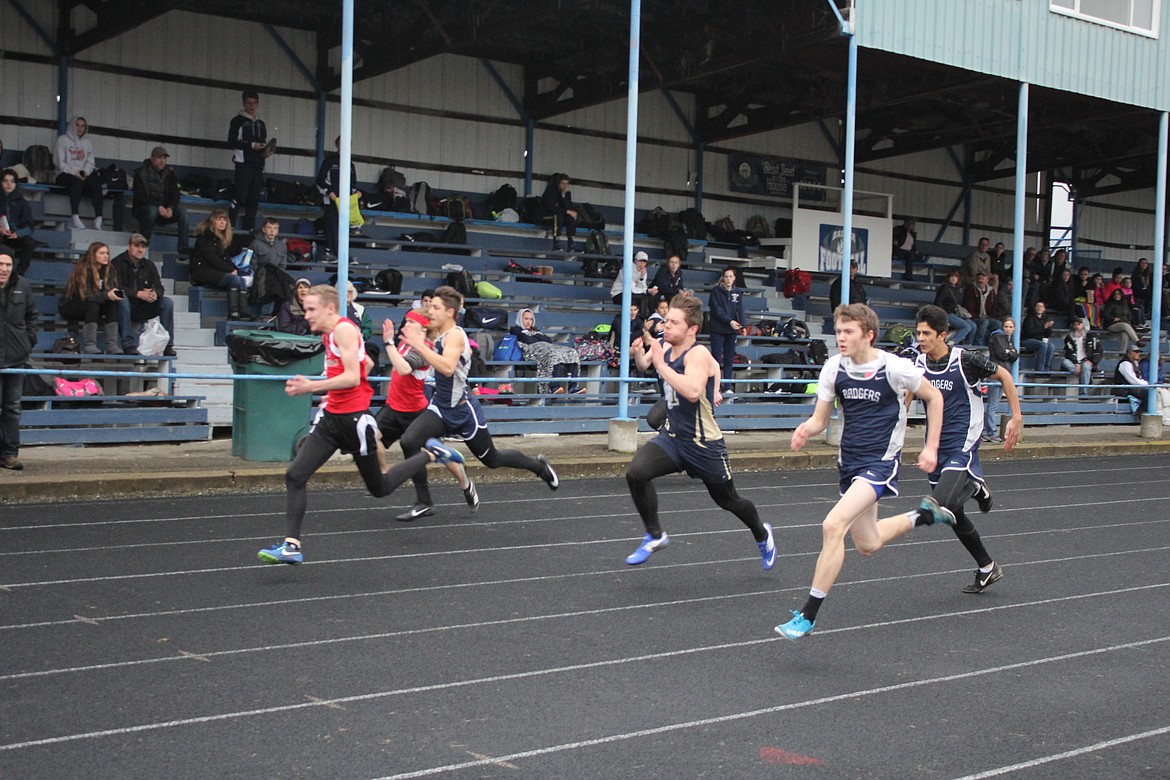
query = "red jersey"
xmin=321 ymin=317 xmax=373 ymax=414
xmin=385 ymin=341 xmax=430 ymax=413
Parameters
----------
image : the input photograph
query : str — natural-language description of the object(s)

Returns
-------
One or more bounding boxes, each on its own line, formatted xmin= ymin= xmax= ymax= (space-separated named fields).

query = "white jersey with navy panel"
xmin=915 ymin=347 xmax=999 ymax=455
xmin=816 ymin=351 xmax=924 ymax=470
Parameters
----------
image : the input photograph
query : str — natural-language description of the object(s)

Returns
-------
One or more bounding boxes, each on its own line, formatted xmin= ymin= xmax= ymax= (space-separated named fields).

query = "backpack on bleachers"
xmin=493 ymin=334 xmax=523 ymax=361
xmin=440 ymin=220 xmax=467 ymax=245
xmin=443 ymin=195 xmax=472 ymax=221
xmin=663 ymin=228 xmax=689 ymax=260
xmin=782 ymin=268 xmax=811 ymax=298
xmin=779 ymin=318 xmax=810 ymax=340
xmin=475 ymin=281 xmax=503 ymax=299
xmin=266 ymin=178 xmax=314 ymax=205
xmin=519 ymin=196 xmax=542 ymax=223
xmin=486 ymin=184 xmax=518 ymax=215
xmin=882 ymin=323 xmax=915 ymax=350
xmin=585 ymin=229 xmax=609 ymax=256
xmin=807 ymin=339 xmax=829 ymax=365
xmin=179 ymin=171 xmax=209 ymax=196
xmin=577 ymin=203 xmax=605 ymax=230
xmin=407 ymin=181 xmax=433 ymax=216
xmin=376 ymin=166 xmax=406 ymax=192
xmin=445 ymin=268 xmax=476 ymax=298
xmin=636 ymin=207 xmax=672 ymax=238
xmin=374 ymin=268 xmax=404 ymax=295
xmin=22 ymin=145 xmax=53 ymax=182
xmin=745 ymin=214 xmax=772 ymax=239
xmin=677 ymin=207 xmax=708 ymax=240
xmin=201 ymin=178 xmax=235 ymax=200
xmin=464 ymin=307 xmax=507 ymax=330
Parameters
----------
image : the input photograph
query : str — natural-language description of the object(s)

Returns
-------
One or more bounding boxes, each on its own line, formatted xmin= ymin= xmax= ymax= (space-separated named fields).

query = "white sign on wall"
xmin=791 ymin=183 xmax=893 ymax=278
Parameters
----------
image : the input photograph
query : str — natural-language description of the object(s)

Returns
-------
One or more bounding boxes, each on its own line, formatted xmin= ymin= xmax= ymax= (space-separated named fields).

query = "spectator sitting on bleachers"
xmin=649 ymin=253 xmax=687 ymax=303
xmin=645 ymin=297 xmax=669 ymax=340
xmin=1045 ymin=267 xmax=1078 ymax=320
xmin=250 ymin=217 xmax=288 ymax=269
xmin=1061 ymin=317 xmax=1102 ymax=390
xmin=315 ymin=136 xmax=358 ymax=259
xmin=276 ymin=278 xmax=311 ymax=336
xmin=611 ymin=251 xmax=650 ymax=314
xmin=1023 ymin=270 xmax=1044 ymax=311
xmin=983 ymin=317 xmax=1018 ymax=443
xmin=990 ymin=277 xmax=1013 ymax=323
xmin=345 ymin=281 xmax=380 ymax=368
xmin=1020 ymin=246 xmax=1039 ymax=279
xmin=960 ymin=236 xmax=992 ymax=286
xmin=708 ymin=266 xmax=745 ymax=394
xmin=962 ymin=270 xmax=999 ymax=346
xmin=829 ymin=260 xmax=867 ymax=311
xmin=1 ymin=169 xmax=38 ymax=277
xmin=112 ymin=233 xmax=176 ymax=356
xmin=1112 ymin=345 xmax=1170 ymax=418
xmin=989 ymin=241 xmax=1009 ymax=281
xmin=132 ymin=146 xmax=189 ymax=252
xmin=1102 ymin=288 xmax=1143 ymax=354
xmin=1088 ymin=272 xmax=1107 ymax=307
xmin=1029 ymin=248 xmax=1052 ymax=285
xmin=1049 ymin=248 xmax=1070 ymax=282
xmin=538 ymin=173 xmax=579 ymax=252
xmin=1020 ymin=300 xmax=1057 ymax=370
xmin=1118 ymin=275 xmax=1147 ymax=327
xmin=510 ymin=308 xmax=584 ymax=395
xmin=55 ymin=116 xmax=104 ymax=230
xmin=1100 ymin=267 xmax=1124 ymax=304
xmin=190 ymin=207 xmax=252 ymax=321
xmin=1073 ymin=266 xmax=1093 ymax=300
xmin=933 ymin=268 xmax=976 ymax=345
xmin=58 ymin=241 xmax=123 ymax=354
xmin=1131 ymin=257 xmax=1153 ymax=312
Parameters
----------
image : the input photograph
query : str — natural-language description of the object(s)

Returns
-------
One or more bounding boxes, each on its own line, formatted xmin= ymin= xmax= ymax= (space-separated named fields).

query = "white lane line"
xmin=4 ymin=533 xmax=1169 ymax=632
xmin=1 ymin=624 xmax=1165 ymax=756
xmin=949 ymin=725 xmax=1170 ymax=779
xmin=1 ymin=461 xmax=1154 ymax=532
xmin=3 ymin=572 xmax=1167 ymax=682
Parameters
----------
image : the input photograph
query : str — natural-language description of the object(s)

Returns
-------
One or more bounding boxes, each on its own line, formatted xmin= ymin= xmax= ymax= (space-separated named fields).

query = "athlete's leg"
xmin=933 ymin=470 xmax=993 ymax=568
xmin=284 ymin=430 xmax=338 ymax=542
xmin=625 ymin=441 xmax=680 ymax=536
xmin=811 ymin=480 xmax=879 ymax=593
xmin=378 ymin=407 xmax=434 ymax=506
xmin=465 ymin=426 xmax=544 ymax=475
xmin=704 ymin=479 xmax=767 ymax=542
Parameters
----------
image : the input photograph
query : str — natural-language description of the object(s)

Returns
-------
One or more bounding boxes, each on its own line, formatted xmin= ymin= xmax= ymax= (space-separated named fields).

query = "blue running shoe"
xmin=625 ymin=532 xmax=669 ymax=565
xmin=774 ymin=610 xmax=814 ymax=640
xmin=758 ymin=523 xmax=777 ymax=571
xmin=918 ymin=495 xmax=956 ymax=526
xmin=258 ymin=541 xmax=302 ymax=565
xmin=424 ymin=438 xmax=464 ymax=465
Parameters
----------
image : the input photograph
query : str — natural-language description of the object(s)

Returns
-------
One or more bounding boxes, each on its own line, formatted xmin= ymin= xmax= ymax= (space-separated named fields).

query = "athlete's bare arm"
xmin=792 ymin=397 xmax=833 ymax=451
xmin=286 ymin=320 xmax=363 ymax=396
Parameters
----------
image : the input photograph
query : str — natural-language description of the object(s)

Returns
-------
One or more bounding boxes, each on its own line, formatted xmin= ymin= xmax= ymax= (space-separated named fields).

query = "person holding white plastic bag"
xmin=112 ymin=234 xmax=175 ymax=356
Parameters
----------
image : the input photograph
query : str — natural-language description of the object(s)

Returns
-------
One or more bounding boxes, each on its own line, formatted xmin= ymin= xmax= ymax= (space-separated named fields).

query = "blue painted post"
xmin=337 ymin=0 xmax=354 ymax=316
xmin=616 ymin=0 xmax=642 ymax=416
xmin=839 ymin=30 xmax=857 ymax=306
xmin=1011 ymin=83 xmax=1029 ymax=378
xmin=1146 ymin=112 xmax=1167 ymax=415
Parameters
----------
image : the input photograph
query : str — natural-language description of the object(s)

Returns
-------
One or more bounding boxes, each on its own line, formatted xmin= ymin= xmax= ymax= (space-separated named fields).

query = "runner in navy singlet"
xmin=622 ymin=295 xmax=776 ymax=568
xmin=887 ymin=304 xmax=1022 ymax=593
xmin=775 ymin=304 xmax=946 ymax=639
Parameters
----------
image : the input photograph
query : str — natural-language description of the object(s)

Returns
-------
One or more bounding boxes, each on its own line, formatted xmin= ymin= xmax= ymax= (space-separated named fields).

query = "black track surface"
xmin=3 ymin=455 xmax=1169 ymax=779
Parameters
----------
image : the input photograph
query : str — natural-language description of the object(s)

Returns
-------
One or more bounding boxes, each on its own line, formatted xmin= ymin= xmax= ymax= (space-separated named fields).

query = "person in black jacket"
xmin=0 ymin=250 xmax=37 ymax=470
xmin=228 ymin=89 xmax=270 ymax=232
xmin=189 ymin=208 xmax=252 ymax=320
xmin=538 ymin=173 xmax=578 ymax=251
xmin=829 ymin=260 xmax=867 ymax=310
xmin=649 ymin=254 xmax=687 ymax=304
xmin=315 ymin=136 xmax=359 ymax=258
xmin=1 ymin=169 xmax=38 ymax=277
xmin=1060 ymin=317 xmax=1103 ymax=389
xmin=132 ymin=147 xmax=189 ymax=251
xmin=58 ymin=242 xmax=123 ymax=355
xmin=983 ymin=317 xmax=1018 ymax=442
xmin=708 ymin=266 xmax=745 ymax=394
xmin=112 ymin=234 xmax=176 ymax=355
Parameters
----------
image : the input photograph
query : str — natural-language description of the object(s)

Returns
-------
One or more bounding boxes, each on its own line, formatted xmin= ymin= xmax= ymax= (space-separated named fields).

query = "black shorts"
xmin=312 ymin=409 xmax=380 ymax=457
xmin=376 ymin=405 xmax=425 ymax=445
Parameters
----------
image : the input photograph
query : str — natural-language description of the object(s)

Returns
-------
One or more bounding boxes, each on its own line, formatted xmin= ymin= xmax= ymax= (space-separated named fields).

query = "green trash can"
xmin=227 ymin=329 xmax=325 ymax=461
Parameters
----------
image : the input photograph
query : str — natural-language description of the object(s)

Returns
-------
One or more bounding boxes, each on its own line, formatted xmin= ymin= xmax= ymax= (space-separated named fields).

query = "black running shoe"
xmin=463 ymin=480 xmax=480 ymax=513
xmin=396 ymin=503 xmax=434 ymax=522
xmin=974 ymin=483 xmax=993 ymax=513
xmin=962 ymin=563 xmax=1003 ymax=593
xmin=537 ymin=454 xmax=559 ymax=490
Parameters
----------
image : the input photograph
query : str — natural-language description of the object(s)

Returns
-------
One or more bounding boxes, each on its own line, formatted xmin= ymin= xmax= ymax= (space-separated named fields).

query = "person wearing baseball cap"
xmin=132 ymin=145 xmax=189 ymax=252
xmin=112 ymin=233 xmax=177 ymax=355
xmin=610 ymin=250 xmax=651 ymax=315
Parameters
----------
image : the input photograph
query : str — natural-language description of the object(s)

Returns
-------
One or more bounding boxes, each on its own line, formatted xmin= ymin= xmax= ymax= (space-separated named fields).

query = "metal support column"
xmin=1010 ymin=83 xmax=1030 ymax=376
xmin=1146 ymin=112 xmax=1168 ymax=415
xmin=616 ymin=0 xmax=643 ymax=416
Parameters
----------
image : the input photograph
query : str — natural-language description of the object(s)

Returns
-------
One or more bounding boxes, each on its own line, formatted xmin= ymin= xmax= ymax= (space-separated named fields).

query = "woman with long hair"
xmin=190 ymin=207 xmax=252 ymax=319
xmin=58 ymin=241 xmax=123 ymax=354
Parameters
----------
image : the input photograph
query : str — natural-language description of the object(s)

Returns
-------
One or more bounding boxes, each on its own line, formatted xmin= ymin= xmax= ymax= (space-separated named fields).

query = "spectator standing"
xmin=0 ymin=250 xmax=36 ymax=470
xmin=315 ymin=136 xmax=359 ymax=259
xmin=610 ymin=251 xmax=650 ymax=314
xmin=276 ymin=278 xmax=312 ymax=336
xmin=933 ymin=268 xmax=976 ymax=345
xmin=892 ymin=219 xmax=919 ymax=281
xmin=132 ymin=147 xmax=188 ymax=252
xmin=960 ymin=237 xmax=991 ymax=286
xmin=190 ymin=208 xmax=252 ymax=321
xmin=228 ymin=89 xmax=269 ymax=232
xmin=962 ymin=270 xmax=1000 ymax=346
xmin=1020 ymin=300 xmax=1056 ymax=370
xmin=708 ymin=266 xmax=745 ymax=394
xmin=829 ymin=260 xmax=867 ymax=310
xmin=1 ymin=169 xmax=38 ymax=276
xmin=538 ymin=173 xmax=578 ymax=251
xmin=1061 ymin=317 xmax=1102 ymax=390
xmin=55 ymin=116 xmax=104 ymax=230
xmin=58 ymin=241 xmax=122 ymax=354
xmin=984 ymin=317 xmax=1018 ymax=442
xmin=112 ymin=234 xmax=176 ymax=356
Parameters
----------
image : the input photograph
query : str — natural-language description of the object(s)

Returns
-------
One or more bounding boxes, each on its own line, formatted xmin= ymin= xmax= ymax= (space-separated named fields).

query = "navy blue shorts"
xmin=649 ymin=433 xmax=733 ymax=484
xmin=838 ymin=458 xmax=900 ymax=498
xmin=425 ymin=396 xmax=487 ymax=441
xmin=928 ymin=448 xmax=985 ymax=487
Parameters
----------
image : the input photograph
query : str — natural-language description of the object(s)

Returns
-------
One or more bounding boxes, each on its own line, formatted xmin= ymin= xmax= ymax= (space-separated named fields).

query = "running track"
xmin=2 ymin=455 xmax=1168 ymax=779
